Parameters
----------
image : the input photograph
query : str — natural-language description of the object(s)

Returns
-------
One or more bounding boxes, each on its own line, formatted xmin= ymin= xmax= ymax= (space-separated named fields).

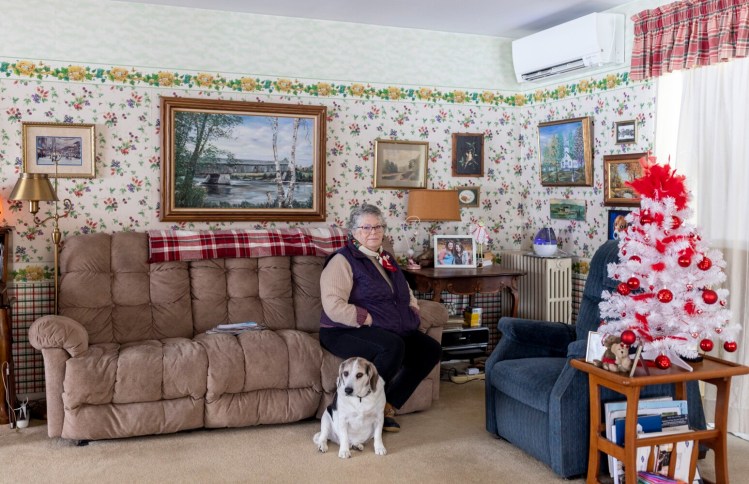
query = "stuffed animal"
xmin=593 ymin=335 xmax=633 ymax=373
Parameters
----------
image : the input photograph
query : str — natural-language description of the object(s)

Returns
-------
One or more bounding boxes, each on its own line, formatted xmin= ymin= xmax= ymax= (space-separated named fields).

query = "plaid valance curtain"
xmin=630 ymin=0 xmax=749 ymax=80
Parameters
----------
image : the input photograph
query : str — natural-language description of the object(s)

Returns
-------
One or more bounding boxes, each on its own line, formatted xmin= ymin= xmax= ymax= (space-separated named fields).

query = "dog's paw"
xmin=317 ymin=442 xmax=328 ymax=453
xmin=338 ymin=449 xmax=351 ymax=459
xmin=353 ymin=444 xmax=364 ymax=451
xmin=375 ymin=445 xmax=387 ymax=456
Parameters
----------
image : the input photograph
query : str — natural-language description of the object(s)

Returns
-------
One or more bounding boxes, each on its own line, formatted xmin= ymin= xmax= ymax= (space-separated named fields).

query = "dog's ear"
xmin=365 ymin=360 xmax=380 ymax=393
xmin=337 ymin=360 xmax=348 ymax=388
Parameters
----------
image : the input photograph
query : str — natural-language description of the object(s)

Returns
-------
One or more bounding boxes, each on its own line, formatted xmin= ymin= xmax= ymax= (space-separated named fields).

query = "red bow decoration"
xmin=626 ymin=156 xmax=689 ymax=210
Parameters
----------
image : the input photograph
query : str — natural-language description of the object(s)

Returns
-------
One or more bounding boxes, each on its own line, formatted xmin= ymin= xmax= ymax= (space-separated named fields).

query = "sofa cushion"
xmin=62 ymin=338 xmax=207 ymax=409
xmin=490 ymin=357 xmax=567 ymax=413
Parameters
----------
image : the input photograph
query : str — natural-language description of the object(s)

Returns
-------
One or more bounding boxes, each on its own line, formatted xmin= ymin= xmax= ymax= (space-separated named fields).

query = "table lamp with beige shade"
xmin=406 ymin=189 xmax=461 ymax=268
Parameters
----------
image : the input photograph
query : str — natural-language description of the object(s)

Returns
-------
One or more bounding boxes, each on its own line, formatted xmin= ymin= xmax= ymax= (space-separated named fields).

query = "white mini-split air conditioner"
xmin=512 ymin=12 xmax=624 ymax=83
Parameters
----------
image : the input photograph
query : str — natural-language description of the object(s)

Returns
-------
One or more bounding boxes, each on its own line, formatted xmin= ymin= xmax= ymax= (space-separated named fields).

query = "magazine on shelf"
xmin=205 ymin=321 xmax=262 ymax=334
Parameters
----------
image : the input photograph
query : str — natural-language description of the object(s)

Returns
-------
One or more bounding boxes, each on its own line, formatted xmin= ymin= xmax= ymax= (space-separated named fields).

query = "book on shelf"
xmin=613 ymin=413 xmax=690 ymax=445
xmin=205 ymin=321 xmax=262 ymax=334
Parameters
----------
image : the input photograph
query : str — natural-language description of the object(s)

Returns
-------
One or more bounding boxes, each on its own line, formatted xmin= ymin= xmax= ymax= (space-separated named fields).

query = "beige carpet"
xmin=1 ymin=379 xmax=747 ymax=483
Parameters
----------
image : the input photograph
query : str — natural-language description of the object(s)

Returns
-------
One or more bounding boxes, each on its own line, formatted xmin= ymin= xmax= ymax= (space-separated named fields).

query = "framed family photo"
xmin=22 ymin=122 xmax=96 ymax=178
xmin=160 ymin=97 xmax=327 ymax=222
xmin=538 ymin=116 xmax=593 ymax=187
xmin=457 ymin=186 xmax=480 ymax=208
xmin=433 ymin=235 xmax=477 ymax=268
xmin=614 ymin=120 xmax=637 ymax=144
xmin=603 ymin=153 xmax=646 ymax=206
xmin=452 ymin=133 xmax=484 ymax=177
xmin=373 ymin=139 xmax=428 ymax=189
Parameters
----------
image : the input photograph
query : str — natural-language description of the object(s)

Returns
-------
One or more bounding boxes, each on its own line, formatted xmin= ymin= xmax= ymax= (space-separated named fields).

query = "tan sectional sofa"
xmin=29 ymin=232 xmax=446 ymax=441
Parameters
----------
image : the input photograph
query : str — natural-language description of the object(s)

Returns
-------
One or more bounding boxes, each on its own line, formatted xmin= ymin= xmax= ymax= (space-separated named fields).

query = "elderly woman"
xmin=319 ymin=204 xmax=442 ymax=432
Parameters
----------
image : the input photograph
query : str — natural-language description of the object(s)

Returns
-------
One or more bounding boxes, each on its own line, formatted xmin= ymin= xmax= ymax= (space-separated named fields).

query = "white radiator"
xmin=499 ymin=251 xmax=573 ymax=323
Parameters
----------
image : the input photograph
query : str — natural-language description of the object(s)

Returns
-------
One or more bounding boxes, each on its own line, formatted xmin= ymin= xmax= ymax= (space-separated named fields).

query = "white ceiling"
xmin=118 ymin=0 xmax=634 ymax=38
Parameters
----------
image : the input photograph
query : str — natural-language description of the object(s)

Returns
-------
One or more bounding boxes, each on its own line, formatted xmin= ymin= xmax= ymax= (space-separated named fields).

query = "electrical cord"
xmin=2 ymin=361 xmax=17 ymax=429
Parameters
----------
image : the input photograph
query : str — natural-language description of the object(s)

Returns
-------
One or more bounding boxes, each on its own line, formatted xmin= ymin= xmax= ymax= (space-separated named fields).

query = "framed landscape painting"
xmin=603 ymin=153 xmax=645 ymax=206
xmin=373 ymin=139 xmax=428 ymax=189
xmin=538 ymin=117 xmax=593 ymax=187
xmin=22 ymin=122 xmax=96 ymax=178
xmin=160 ymin=97 xmax=327 ymax=222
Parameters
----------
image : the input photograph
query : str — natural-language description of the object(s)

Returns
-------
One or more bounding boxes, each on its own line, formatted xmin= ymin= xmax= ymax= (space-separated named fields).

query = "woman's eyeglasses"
xmin=357 ymin=225 xmax=385 ymax=233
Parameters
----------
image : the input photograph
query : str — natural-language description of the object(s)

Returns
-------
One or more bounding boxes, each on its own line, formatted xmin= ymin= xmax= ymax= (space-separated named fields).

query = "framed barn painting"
xmin=538 ymin=116 xmax=593 ymax=187
xmin=160 ymin=97 xmax=327 ymax=222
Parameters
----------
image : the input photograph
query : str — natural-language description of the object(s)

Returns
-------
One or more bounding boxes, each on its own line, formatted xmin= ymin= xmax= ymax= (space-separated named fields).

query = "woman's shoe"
xmin=383 ymin=402 xmax=400 ymax=432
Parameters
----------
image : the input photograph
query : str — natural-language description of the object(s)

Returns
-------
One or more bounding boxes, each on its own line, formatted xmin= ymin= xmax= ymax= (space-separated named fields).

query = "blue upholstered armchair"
xmin=485 ymin=240 xmax=706 ymax=478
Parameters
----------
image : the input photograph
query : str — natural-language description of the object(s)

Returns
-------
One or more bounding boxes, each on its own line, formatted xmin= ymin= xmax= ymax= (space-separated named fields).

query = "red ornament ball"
xmin=627 ymin=277 xmax=640 ymax=290
xmin=671 ymin=216 xmax=682 ymax=229
xmin=699 ymin=339 xmax=714 ymax=352
xmin=677 ymin=254 xmax=692 ymax=267
xmin=657 ymin=289 xmax=674 ymax=303
xmin=720 ymin=300 xmax=727 ymax=307
xmin=655 ymin=354 xmax=671 ymax=370
xmin=630 ymin=255 xmax=641 ymax=263
xmin=621 ymin=330 xmax=636 ymax=345
xmin=697 ymin=257 xmax=712 ymax=271
xmin=640 ymin=214 xmax=653 ymax=225
xmin=724 ymin=341 xmax=738 ymax=353
xmin=617 ymin=283 xmax=631 ymax=296
xmin=702 ymin=289 xmax=718 ymax=305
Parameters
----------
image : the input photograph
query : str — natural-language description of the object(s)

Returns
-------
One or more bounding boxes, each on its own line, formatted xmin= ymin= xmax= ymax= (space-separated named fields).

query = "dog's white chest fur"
xmin=313 ymin=357 xmax=387 ymax=458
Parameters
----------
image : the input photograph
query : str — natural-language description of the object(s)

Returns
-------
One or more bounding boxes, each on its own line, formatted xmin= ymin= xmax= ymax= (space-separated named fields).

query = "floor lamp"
xmin=406 ymin=189 xmax=461 ymax=267
xmin=9 ymin=172 xmax=72 ymax=315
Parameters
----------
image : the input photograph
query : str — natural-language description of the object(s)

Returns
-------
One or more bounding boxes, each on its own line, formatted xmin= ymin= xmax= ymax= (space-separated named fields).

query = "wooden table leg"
xmin=711 ymin=376 xmax=732 ymax=484
xmin=508 ymin=285 xmax=520 ymax=317
xmin=623 ymin=386 xmax=642 ymax=484
xmin=586 ymin=374 xmax=602 ymax=483
xmin=430 ymin=281 xmax=444 ymax=303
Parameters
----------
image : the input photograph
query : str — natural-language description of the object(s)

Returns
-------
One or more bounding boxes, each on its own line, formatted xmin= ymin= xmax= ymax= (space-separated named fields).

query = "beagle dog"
xmin=313 ymin=357 xmax=387 ymax=458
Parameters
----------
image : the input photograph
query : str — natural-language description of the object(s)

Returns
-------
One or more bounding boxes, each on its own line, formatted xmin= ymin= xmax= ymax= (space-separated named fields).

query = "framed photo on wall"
xmin=452 ymin=133 xmax=484 ymax=177
xmin=0 ymin=228 xmax=9 ymax=286
xmin=603 ymin=153 xmax=646 ymax=206
xmin=538 ymin=116 xmax=593 ymax=187
xmin=373 ymin=139 xmax=428 ymax=189
xmin=550 ymin=198 xmax=586 ymax=221
xmin=160 ymin=97 xmax=327 ymax=222
xmin=434 ymin=235 xmax=477 ymax=268
xmin=608 ymin=209 xmax=633 ymax=240
xmin=456 ymin=186 xmax=480 ymax=208
xmin=614 ymin=120 xmax=637 ymax=144
xmin=22 ymin=122 xmax=96 ymax=178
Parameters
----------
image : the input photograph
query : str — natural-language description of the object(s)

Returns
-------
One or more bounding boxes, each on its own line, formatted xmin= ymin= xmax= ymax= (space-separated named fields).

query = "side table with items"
xmin=571 ymin=356 xmax=749 ymax=484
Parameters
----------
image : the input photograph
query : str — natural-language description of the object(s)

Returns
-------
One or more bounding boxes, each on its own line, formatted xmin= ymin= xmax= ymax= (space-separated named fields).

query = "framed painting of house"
xmin=160 ymin=97 xmax=327 ymax=222
xmin=538 ymin=116 xmax=593 ymax=187
xmin=373 ymin=139 xmax=428 ymax=189
xmin=603 ymin=153 xmax=646 ymax=206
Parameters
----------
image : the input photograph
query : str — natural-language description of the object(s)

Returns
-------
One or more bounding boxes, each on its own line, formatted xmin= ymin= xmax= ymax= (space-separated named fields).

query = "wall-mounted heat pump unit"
xmin=512 ymin=12 xmax=624 ymax=83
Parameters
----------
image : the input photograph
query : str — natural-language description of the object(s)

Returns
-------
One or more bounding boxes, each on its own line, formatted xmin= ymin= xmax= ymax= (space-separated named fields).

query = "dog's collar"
xmin=353 ymin=389 xmax=372 ymax=402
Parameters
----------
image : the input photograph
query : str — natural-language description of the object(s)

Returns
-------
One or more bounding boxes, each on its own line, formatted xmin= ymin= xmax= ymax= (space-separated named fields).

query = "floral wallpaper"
xmin=0 ymin=59 xmax=654 ymax=278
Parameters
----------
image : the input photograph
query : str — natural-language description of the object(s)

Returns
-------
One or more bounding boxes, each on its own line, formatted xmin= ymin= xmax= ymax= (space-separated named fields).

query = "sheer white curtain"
xmin=656 ymin=57 xmax=749 ymax=434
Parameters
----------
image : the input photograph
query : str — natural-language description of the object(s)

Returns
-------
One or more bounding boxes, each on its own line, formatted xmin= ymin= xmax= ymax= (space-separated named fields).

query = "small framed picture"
xmin=457 ymin=186 xmax=480 ymax=208
xmin=603 ymin=153 xmax=646 ymax=206
xmin=373 ymin=139 xmax=429 ymax=189
xmin=585 ymin=331 xmax=605 ymax=363
xmin=614 ymin=120 xmax=637 ymax=144
xmin=433 ymin=235 xmax=477 ymax=268
xmin=550 ymin=198 xmax=586 ymax=221
xmin=608 ymin=209 xmax=633 ymax=240
xmin=22 ymin=122 xmax=96 ymax=178
xmin=452 ymin=133 xmax=484 ymax=177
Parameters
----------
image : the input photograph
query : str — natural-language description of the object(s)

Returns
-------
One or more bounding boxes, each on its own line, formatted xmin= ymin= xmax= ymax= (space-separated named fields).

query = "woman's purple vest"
xmin=320 ymin=242 xmax=420 ymax=335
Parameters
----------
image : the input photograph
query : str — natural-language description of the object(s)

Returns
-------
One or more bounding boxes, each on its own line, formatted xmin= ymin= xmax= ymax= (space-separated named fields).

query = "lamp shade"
xmin=9 ymin=173 xmax=57 ymax=215
xmin=407 ymin=189 xmax=461 ymax=221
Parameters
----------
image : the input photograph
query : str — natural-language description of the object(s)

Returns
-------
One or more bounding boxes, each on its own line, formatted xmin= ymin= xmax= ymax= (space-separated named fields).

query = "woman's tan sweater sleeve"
xmin=320 ymin=254 xmax=370 ymax=327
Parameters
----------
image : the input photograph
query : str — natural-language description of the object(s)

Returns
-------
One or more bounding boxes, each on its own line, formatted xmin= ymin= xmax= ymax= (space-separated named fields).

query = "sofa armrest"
xmin=567 ymin=338 xmax=588 ymax=360
xmin=416 ymin=299 xmax=447 ymax=333
xmin=489 ymin=317 xmax=576 ymax=363
xmin=29 ymin=315 xmax=89 ymax=357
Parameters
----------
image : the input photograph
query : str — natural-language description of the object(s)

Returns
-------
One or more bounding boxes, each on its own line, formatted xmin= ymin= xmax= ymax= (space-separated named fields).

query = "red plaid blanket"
xmin=147 ymin=228 xmax=348 ymax=263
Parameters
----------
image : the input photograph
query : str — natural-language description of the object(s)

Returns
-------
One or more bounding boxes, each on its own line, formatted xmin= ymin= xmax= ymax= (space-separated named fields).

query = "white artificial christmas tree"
xmin=598 ymin=156 xmax=740 ymax=369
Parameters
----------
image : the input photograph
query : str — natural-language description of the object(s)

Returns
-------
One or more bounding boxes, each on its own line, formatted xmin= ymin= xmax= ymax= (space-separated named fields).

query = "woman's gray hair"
xmin=347 ymin=204 xmax=385 ymax=232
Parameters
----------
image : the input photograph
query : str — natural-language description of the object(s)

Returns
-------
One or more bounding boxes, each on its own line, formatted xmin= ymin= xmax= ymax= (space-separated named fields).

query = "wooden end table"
xmin=571 ymin=355 xmax=749 ymax=484
xmin=401 ymin=266 xmax=526 ymax=317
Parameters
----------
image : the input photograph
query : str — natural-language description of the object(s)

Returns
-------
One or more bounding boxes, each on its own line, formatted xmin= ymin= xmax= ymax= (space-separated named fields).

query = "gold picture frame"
xmin=160 ymin=97 xmax=327 ymax=222
xmin=22 ymin=122 xmax=96 ymax=178
xmin=373 ymin=139 xmax=428 ymax=189
xmin=603 ymin=153 xmax=646 ymax=206
xmin=538 ymin=116 xmax=593 ymax=187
